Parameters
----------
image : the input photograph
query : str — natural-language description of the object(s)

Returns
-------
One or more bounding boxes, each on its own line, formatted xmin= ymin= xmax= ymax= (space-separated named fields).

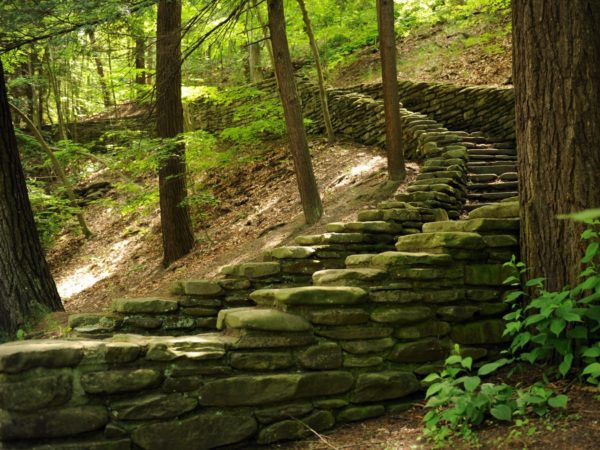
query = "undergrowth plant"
xmin=422 ymin=209 xmax=600 ymax=446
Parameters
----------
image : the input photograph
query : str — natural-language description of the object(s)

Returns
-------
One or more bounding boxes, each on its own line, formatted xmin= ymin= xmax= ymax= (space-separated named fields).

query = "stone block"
xmin=339 ymin=338 xmax=395 ymax=355
xmin=230 ymin=351 xmax=294 ymax=370
xmin=371 ymin=251 xmax=453 ymax=268
xmin=110 ymin=393 xmax=197 ymax=420
xmin=436 ymin=305 xmax=481 ymax=322
xmin=394 ymin=321 xmax=451 ymax=340
xmin=112 ymin=297 xmax=178 ymax=314
xmin=350 ymin=371 xmax=420 ymax=403
xmin=217 ymin=308 xmax=312 ymax=332
xmin=396 ymin=232 xmax=486 ymax=252
xmin=132 ymin=412 xmax=257 ymax=450
xmin=450 ymin=319 xmax=506 ymax=344
xmin=308 ymin=308 xmax=370 ymax=326
xmin=296 ymin=371 xmax=355 ymax=397
xmin=255 ymin=402 xmax=314 ymax=424
xmin=198 ymin=374 xmax=301 ymax=406
xmin=0 ymin=373 xmax=72 ymax=412
xmin=343 ymin=354 xmax=384 ymax=368
xmin=181 ymin=280 xmax=224 ymax=296
xmin=250 ymin=286 xmax=367 ymax=306
xmin=316 ymin=326 xmax=393 ymax=340
xmin=312 ymin=268 xmax=387 ymax=286
xmin=371 ymin=306 xmax=433 ymax=324
xmin=81 ymin=368 xmax=162 ymax=394
xmin=469 ymin=201 xmax=518 ymax=219
xmin=222 ymin=262 xmax=281 ymax=279
xmin=297 ymin=343 xmax=342 ymax=370
xmin=257 ymin=410 xmax=334 ymax=444
xmin=270 ymin=246 xmax=317 ymax=259
xmin=388 ymin=338 xmax=447 ymax=363
xmin=337 ymin=405 xmax=385 ymax=422
xmin=0 ymin=340 xmax=83 ymax=374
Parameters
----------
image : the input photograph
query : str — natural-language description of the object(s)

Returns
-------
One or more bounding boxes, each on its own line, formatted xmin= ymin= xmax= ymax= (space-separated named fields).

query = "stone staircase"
xmin=0 ymin=95 xmax=522 ymax=449
xmin=463 ymin=135 xmax=518 ymax=211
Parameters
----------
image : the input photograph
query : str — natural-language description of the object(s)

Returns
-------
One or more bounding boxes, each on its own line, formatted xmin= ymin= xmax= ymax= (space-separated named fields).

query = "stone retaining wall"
xmin=0 ymin=214 xmax=517 ymax=449
xmin=184 ymin=78 xmax=515 ymax=150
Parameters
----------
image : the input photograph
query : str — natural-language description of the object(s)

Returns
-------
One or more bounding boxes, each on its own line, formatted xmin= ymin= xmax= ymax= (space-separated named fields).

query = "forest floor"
xmin=46 ymin=138 xmax=417 ymax=319
xmin=330 ymin=16 xmax=511 ymax=87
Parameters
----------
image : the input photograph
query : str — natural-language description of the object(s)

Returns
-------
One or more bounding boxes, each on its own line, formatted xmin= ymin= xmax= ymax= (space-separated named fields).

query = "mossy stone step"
xmin=250 ymin=286 xmax=368 ymax=307
xmin=469 ymin=201 xmax=519 ymax=219
xmin=370 ymin=251 xmax=453 ymax=267
xmin=467 ymin=191 xmax=519 ymax=201
xmin=468 ymin=181 xmax=518 ymax=191
xmin=395 ymin=232 xmax=486 ymax=252
xmin=269 ymin=246 xmax=317 ymax=260
xmin=312 ymin=268 xmax=387 ymax=286
xmin=467 ymin=148 xmax=516 ymax=156
xmin=467 ymin=164 xmax=516 ymax=175
xmin=112 ymin=297 xmax=179 ymax=314
xmin=325 ymin=221 xmax=403 ymax=234
xmin=295 ymin=233 xmax=394 ymax=246
xmin=217 ymin=308 xmax=312 ymax=332
xmin=221 ymin=262 xmax=281 ymax=279
xmin=422 ymin=218 xmax=519 ymax=234
xmin=344 ymin=254 xmax=376 ymax=268
xmin=469 ymin=174 xmax=498 ymax=183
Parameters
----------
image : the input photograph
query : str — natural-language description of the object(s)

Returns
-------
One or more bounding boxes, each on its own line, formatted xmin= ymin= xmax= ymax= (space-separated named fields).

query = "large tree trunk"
xmin=377 ymin=0 xmax=406 ymax=181
xmin=87 ymin=30 xmax=112 ymax=109
xmin=0 ymin=60 xmax=63 ymax=337
xmin=296 ymin=0 xmax=335 ymax=143
xmin=268 ymin=0 xmax=323 ymax=225
xmin=513 ymin=0 xmax=600 ymax=291
xmin=156 ymin=0 xmax=195 ymax=267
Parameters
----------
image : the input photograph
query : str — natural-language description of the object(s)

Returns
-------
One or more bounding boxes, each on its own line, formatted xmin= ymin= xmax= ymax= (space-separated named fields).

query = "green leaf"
xmin=490 ymin=404 xmax=513 ymax=421
xmin=423 ymin=373 xmax=441 ymax=383
xmin=550 ymin=318 xmax=566 ymax=336
xmin=582 ymin=363 xmax=600 ymax=377
xmin=582 ymin=346 xmax=600 ymax=358
xmin=559 ymin=354 xmax=573 ymax=377
xmin=478 ymin=358 xmax=512 ymax=376
xmin=526 ymin=277 xmax=546 ymax=288
xmin=445 ymin=355 xmax=462 ymax=366
xmin=548 ymin=395 xmax=568 ymax=409
xmin=463 ymin=376 xmax=481 ymax=392
xmin=426 ymin=382 xmax=444 ymax=398
xmin=582 ymin=242 xmax=599 ymax=263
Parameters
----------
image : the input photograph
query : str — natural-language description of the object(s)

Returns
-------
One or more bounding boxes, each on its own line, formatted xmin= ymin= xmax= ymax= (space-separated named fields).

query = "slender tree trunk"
xmin=296 ymin=0 xmax=335 ymax=143
xmin=0 ymin=61 xmax=63 ymax=337
xmin=377 ymin=0 xmax=406 ymax=181
xmin=106 ymin=32 xmax=118 ymax=111
xmin=268 ymin=0 xmax=323 ymax=224
xmin=10 ymin=102 xmax=92 ymax=238
xmin=146 ymin=39 xmax=154 ymax=86
xmin=254 ymin=0 xmax=275 ymax=76
xmin=247 ymin=37 xmax=263 ymax=83
xmin=135 ymin=36 xmax=146 ymax=86
xmin=87 ymin=30 xmax=112 ymax=109
xmin=513 ymin=0 xmax=600 ymax=291
xmin=156 ymin=0 xmax=195 ymax=266
xmin=29 ymin=49 xmax=41 ymax=128
xmin=46 ymin=50 xmax=68 ymax=141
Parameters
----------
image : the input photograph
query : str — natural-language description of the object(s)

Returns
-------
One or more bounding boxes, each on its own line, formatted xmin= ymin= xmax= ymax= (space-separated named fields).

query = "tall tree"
xmin=268 ymin=0 xmax=323 ymax=225
xmin=377 ymin=0 xmax=406 ymax=181
xmin=156 ymin=0 xmax=195 ymax=266
xmin=296 ymin=0 xmax=335 ymax=143
xmin=0 ymin=60 xmax=63 ymax=337
xmin=87 ymin=30 xmax=112 ymax=109
xmin=513 ymin=1 xmax=600 ymax=291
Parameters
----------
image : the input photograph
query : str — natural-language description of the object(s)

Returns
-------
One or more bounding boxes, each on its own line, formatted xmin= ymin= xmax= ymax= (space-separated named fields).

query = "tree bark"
xmin=377 ymin=0 xmax=406 ymax=181
xmin=135 ymin=36 xmax=146 ymax=86
xmin=296 ymin=0 xmax=335 ymax=143
xmin=268 ymin=0 xmax=323 ymax=225
xmin=87 ymin=30 xmax=112 ymax=109
xmin=513 ymin=0 xmax=600 ymax=290
xmin=0 ymin=60 xmax=63 ymax=337
xmin=46 ymin=48 xmax=68 ymax=140
xmin=156 ymin=0 xmax=195 ymax=266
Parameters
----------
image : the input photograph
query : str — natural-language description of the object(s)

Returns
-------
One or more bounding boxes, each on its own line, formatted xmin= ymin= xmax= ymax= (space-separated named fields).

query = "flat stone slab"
xmin=180 ymin=280 xmax=224 ymax=297
xmin=469 ymin=201 xmax=519 ymax=219
xmin=112 ymin=297 xmax=178 ymax=314
xmin=250 ymin=286 xmax=367 ymax=306
xmin=0 ymin=340 xmax=84 ymax=374
xmin=325 ymin=221 xmax=403 ymax=234
xmin=217 ymin=308 xmax=312 ymax=332
xmin=221 ymin=262 xmax=281 ymax=279
xmin=422 ymin=218 xmax=519 ymax=234
xmin=312 ymin=268 xmax=387 ymax=286
xmin=269 ymin=246 xmax=316 ymax=259
xmin=371 ymin=251 xmax=453 ymax=267
xmin=395 ymin=232 xmax=486 ymax=252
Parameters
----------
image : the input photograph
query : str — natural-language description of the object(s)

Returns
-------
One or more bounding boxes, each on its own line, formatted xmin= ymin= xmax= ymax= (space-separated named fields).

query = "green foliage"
xmin=27 ymin=180 xmax=81 ymax=248
xmin=502 ymin=210 xmax=600 ymax=385
xmin=422 ymin=347 xmax=568 ymax=448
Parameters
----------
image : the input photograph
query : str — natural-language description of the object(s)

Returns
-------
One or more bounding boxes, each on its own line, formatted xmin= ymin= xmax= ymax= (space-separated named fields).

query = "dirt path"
xmin=47 ymin=138 xmax=417 ymax=314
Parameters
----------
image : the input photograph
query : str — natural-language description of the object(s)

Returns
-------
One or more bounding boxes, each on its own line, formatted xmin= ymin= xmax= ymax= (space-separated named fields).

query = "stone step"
xmin=467 ymin=148 xmax=516 ymax=156
xmin=499 ymin=172 xmax=518 ymax=182
xmin=468 ymin=181 xmax=518 ymax=191
xmin=295 ymin=232 xmax=395 ymax=246
xmin=469 ymin=201 xmax=519 ymax=219
xmin=467 ymin=191 xmax=519 ymax=201
xmin=423 ymin=218 xmax=519 ymax=234
xmin=467 ymin=164 xmax=517 ymax=175
xmin=468 ymin=154 xmax=517 ymax=162
xmin=460 ymin=136 xmax=488 ymax=144
xmin=250 ymin=286 xmax=368 ymax=307
xmin=221 ymin=262 xmax=281 ymax=279
xmin=464 ymin=202 xmax=495 ymax=211
xmin=312 ymin=268 xmax=387 ymax=286
xmin=468 ymin=174 xmax=498 ymax=183
xmin=325 ymin=221 xmax=403 ymax=235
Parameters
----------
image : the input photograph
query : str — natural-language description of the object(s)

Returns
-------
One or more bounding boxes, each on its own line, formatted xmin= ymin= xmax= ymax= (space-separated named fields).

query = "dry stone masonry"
xmin=0 ymin=79 xmax=521 ymax=449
